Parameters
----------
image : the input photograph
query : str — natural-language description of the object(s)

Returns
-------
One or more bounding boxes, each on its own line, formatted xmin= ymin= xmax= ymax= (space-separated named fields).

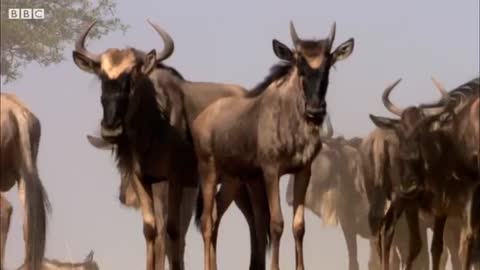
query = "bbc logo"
xmin=8 ymin=8 xmax=45 ymax=19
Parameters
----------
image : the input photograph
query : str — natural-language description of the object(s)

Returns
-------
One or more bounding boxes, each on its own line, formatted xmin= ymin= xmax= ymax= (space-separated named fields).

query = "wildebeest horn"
xmin=328 ymin=22 xmax=336 ymax=50
xmin=86 ymin=135 xmax=114 ymax=150
xmin=74 ymin=21 xmax=101 ymax=63
xmin=431 ymin=76 xmax=449 ymax=97
xmin=290 ymin=21 xmax=300 ymax=46
xmin=147 ymin=20 xmax=174 ymax=62
xmin=382 ymin=78 xmax=404 ymax=116
xmin=323 ymin=114 xmax=333 ymax=138
xmin=418 ymin=77 xmax=451 ymax=114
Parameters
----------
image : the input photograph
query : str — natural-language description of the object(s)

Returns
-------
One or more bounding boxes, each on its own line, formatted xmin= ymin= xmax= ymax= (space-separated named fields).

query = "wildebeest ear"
xmin=84 ymin=250 xmax=94 ymax=262
xmin=86 ymin=135 xmax=114 ymax=150
xmin=272 ymin=39 xmax=294 ymax=62
xmin=72 ymin=51 xmax=100 ymax=74
xmin=142 ymin=49 xmax=157 ymax=75
xmin=369 ymin=114 xmax=399 ymax=130
xmin=332 ymin=38 xmax=354 ymax=63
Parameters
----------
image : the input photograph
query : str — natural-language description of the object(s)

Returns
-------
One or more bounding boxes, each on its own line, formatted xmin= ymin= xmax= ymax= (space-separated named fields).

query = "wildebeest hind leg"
xmin=0 ymin=194 xmax=13 ymax=270
xmin=431 ymin=216 xmax=447 ymax=270
xmin=237 ymin=180 xmax=268 ymax=270
xmin=198 ymin=158 xmax=218 ymax=270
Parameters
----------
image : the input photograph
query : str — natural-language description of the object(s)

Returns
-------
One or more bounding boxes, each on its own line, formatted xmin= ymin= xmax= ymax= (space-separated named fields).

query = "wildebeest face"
xmin=369 ymin=112 xmax=427 ymax=191
xmin=370 ymin=106 xmax=451 ymax=192
xmin=370 ymin=78 xmax=455 ymax=190
xmin=72 ymin=20 xmax=174 ymax=140
xmin=99 ymin=69 xmax=132 ymax=136
xmin=74 ymin=47 xmax=143 ymax=139
xmin=272 ymin=21 xmax=354 ymax=124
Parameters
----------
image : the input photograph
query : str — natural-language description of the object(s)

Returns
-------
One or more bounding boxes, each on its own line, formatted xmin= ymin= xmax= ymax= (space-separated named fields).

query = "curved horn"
xmin=382 ymin=78 xmax=404 ymax=116
xmin=418 ymin=77 xmax=451 ymax=113
xmin=328 ymin=21 xmax=336 ymax=50
xmin=290 ymin=21 xmax=300 ymax=46
xmin=324 ymin=114 xmax=333 ymax=138
xmin=74 ymin=21 xmax=101 ymax=63
xmin=431 ymin=76 xmax=449 ymax=97
xmin=146 ymin=20 xmax=175 ymax=62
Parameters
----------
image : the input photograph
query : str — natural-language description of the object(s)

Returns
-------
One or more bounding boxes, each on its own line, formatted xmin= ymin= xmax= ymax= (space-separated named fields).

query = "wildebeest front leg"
xmin=340 ymin=221 xmax=359 ymax=270
xmin=152 ymin=182 xmax=168 ymax=270
xmin=263 ymin=167 xmax=282 ymax=270
xmin=380 ymin=200 xmax=403 ymax=270
xmin=292 ymin=167 xmax=311 ymax=270
xmin=431 ymin=216 xmax=447 ymax=270
xmin=166 ymin=181 xmax=185 ymax=270
xmin=404 ymin=206 xmax=422 ymax=270
xmin=198 ymin=158 xmax=218 ymax=270
xmin=131 ymin=173 xmax=157 ymax=270
xmin=444 ymin=219 xmax=462 ymax=270
xmin=0 ymin=194 xmax=13 ymax=269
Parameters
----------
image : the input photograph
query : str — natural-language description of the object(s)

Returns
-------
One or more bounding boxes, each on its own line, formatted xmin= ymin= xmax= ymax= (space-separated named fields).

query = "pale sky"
xmin=3 ymin=1 xmax=479 ymax=269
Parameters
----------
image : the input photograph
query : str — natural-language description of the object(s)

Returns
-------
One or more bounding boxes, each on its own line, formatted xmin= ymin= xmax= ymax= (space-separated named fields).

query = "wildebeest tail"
xmin=13 ymin=111 xmax=51 ymax=270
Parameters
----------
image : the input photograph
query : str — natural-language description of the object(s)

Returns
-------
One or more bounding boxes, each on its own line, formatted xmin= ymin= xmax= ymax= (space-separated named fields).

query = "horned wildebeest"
xmin=286 ymin=117 xmax=407 ymax=270
xmin=369 ymin=77 xmax=479 ymax=270
xmin=0 ymin=93 xmax=51 ymax=270
xmin=191 ymin=22 xmax=354 ymax=270
xmin=286 ymin=117 xmax=463 ymax=270
xmin=72 ymin=20 xmax=270 ymax=270
xmin=17 ymin=250 xmax=99 ymax=270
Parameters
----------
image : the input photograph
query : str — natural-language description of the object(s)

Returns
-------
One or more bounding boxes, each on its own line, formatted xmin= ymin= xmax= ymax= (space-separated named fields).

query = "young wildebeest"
xmin=369 ymin=77 xmax=479 ymax=270
xmin=0 ymin=93 xmax=51 ymax=270
xmin=191 ymin=22 xmax=354 ymax=270
xmin=17 ymin=251 xmax=99 ymax=270
xmin=72 ymin=20 xmax=269 ymax=270
xmin=286 ymin=117 xmax=462 ymax=270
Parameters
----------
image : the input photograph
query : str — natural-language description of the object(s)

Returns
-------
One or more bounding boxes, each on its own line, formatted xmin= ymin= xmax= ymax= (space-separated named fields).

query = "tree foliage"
xmin=0 ymin=0 xmax=128 ymax=84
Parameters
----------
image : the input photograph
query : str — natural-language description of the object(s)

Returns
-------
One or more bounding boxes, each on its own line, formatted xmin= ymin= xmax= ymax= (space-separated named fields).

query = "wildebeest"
xmin=0 ymin=93 xmax=51 ymax=270
xmin=191 ymin=22 xmax=354 ymax=270
xmin=72 ymin=20 xmax=270 ymax=270
xmin=16 ymin=250 xmax=99 ymax=270
xmin=369 ymin=77 xmax=479 ymax=270
xmin=286 ymin=116 xmax=462 ymax=270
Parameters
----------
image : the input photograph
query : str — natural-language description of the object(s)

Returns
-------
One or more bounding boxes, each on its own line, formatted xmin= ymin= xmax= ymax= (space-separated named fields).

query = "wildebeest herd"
xmin=0 ymin=19 xmax=478 ymax=270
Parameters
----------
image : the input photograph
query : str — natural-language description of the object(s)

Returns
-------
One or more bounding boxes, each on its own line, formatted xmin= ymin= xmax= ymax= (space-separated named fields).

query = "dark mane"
xmin=450 ymin=76 xmax=479 ymax=97
xmin=156 ymin=63 xmax=184 ymax=80
xmin=423 ymin=77 xmax=479 ymax=109
xmin=247 ymin=61 xmax=293 ymax=97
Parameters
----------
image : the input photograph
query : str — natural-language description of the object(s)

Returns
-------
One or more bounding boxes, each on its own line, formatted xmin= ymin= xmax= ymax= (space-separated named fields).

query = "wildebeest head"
xmin=272 ymin=21 xmax=354 ymax=123
xmin=369 ymin=79 xmax=452 ymax=192
xmin=72 ymin=20 xmax=174 ymax=141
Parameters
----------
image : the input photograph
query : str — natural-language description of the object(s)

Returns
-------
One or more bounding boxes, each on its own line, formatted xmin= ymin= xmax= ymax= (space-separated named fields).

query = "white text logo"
xmin=8 ymin=8 xmax=45 ymax=19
